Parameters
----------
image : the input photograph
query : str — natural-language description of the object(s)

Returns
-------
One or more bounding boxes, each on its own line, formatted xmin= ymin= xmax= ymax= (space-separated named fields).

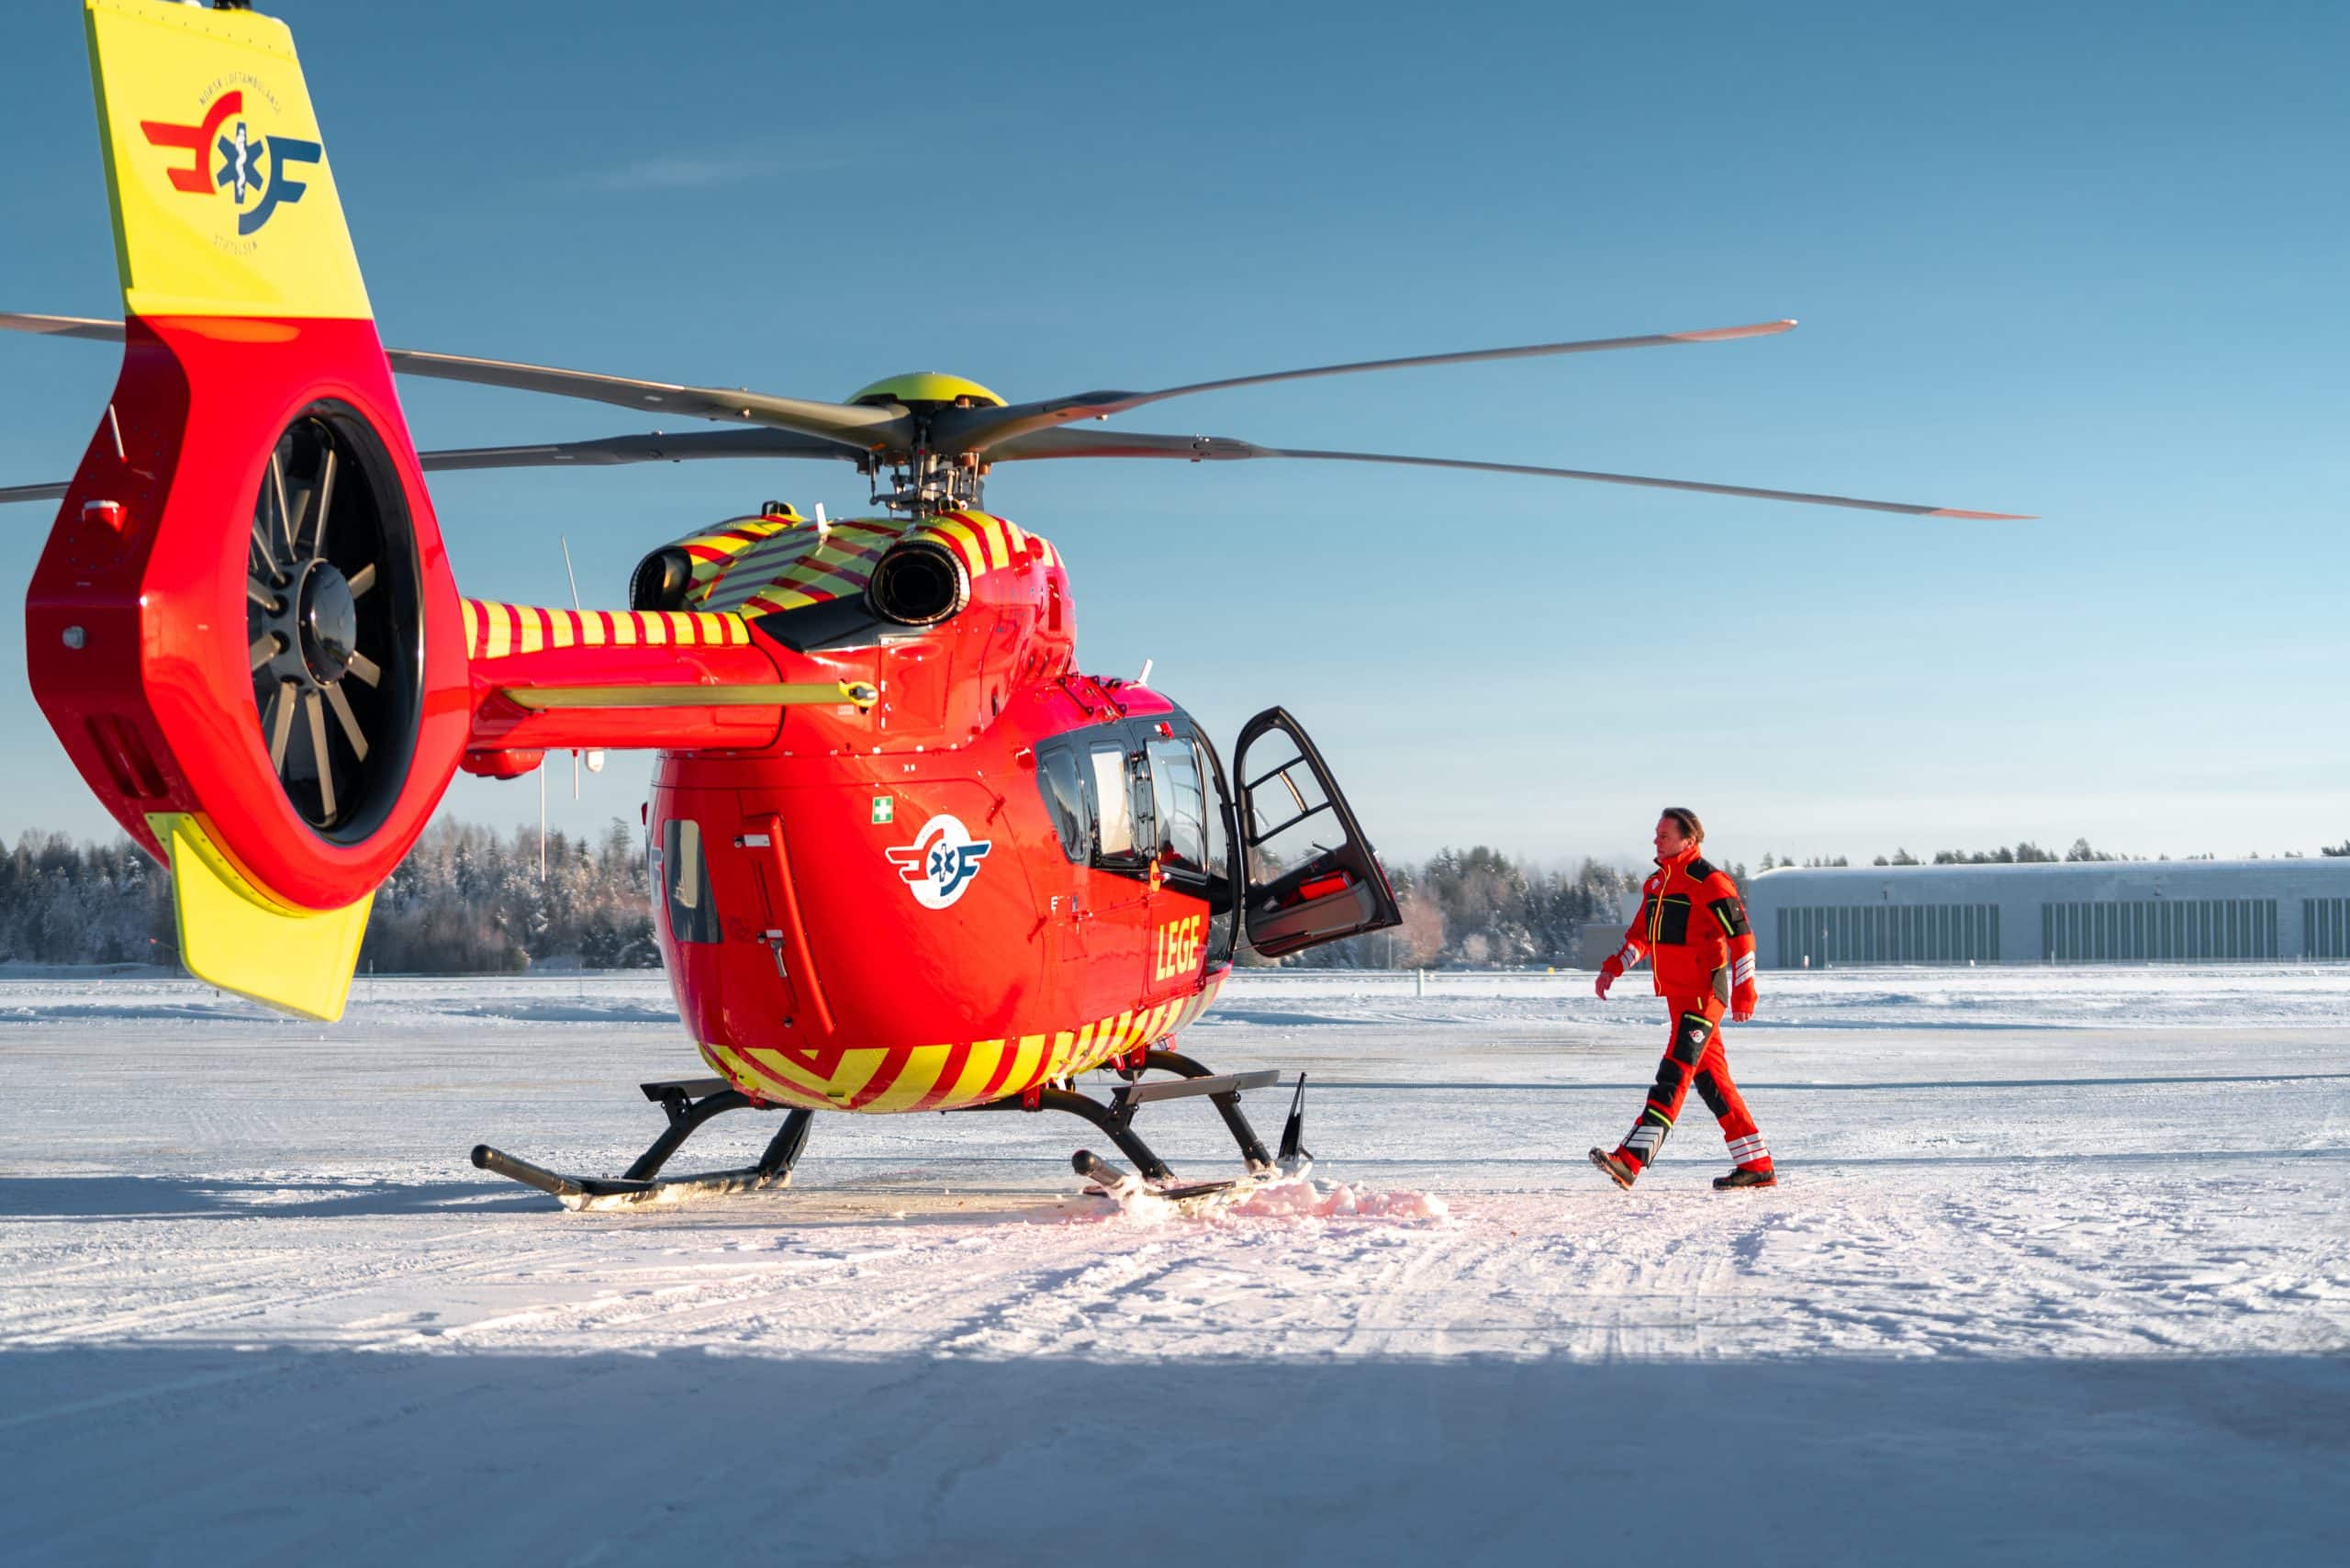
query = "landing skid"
xmin=1071 ymin=1149 xmax=1280 ymax=1207
xmin=468 ymin=1047 xmax=1307 ymax=1211
xmin=955 ymin=1048 xmax=1312 ymax=1193
xmin=471 ymin=1080 xmax=813 ymax=1212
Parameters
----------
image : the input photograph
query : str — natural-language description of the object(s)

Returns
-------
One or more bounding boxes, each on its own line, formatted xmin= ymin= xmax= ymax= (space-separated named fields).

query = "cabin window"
xmin=1148 ymin=738 xmax=1208 ymax=875
xmin=1036 ymin=740 xmax=1091 ymax=863
xmin=662 ymin=817 xmax=722 ymax=944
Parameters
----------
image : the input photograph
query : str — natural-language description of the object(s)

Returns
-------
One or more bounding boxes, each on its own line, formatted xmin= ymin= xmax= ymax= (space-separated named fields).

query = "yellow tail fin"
xmin=86 ymin=0 xmax=371 ymax=320
xmin=150 ymin=814 xmax=373 ymax=1022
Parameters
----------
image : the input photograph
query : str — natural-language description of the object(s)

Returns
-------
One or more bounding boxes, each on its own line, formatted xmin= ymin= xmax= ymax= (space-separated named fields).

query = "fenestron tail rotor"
xmin=0 ymin=309 xmax=2030 ymax=519
xmin=241 ymin=409 xmax=422 ymax=835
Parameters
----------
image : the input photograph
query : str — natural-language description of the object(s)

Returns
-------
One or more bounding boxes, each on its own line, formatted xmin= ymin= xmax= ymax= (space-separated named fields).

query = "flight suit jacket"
xmin=1602 ymin=846 xmax=1759 ymax=1011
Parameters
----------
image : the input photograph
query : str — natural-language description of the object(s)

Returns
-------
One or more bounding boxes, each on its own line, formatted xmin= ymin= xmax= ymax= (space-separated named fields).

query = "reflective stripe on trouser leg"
xmin=1622 ymin=1104 xmax=1672 ymax=1164
xmin=1692 ymin=1025 xmax=1770 ymax=1170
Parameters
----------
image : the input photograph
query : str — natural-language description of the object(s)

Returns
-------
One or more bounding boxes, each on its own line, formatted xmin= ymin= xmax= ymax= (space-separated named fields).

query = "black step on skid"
xmin=468 ymin=1047 xmax=1307 ymax=1208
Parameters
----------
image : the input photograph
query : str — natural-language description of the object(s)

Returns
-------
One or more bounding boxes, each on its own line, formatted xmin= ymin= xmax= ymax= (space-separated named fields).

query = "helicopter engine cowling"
xmin=24 ymin=2 xmax=471 ymax=1020
xmin=628 ymin=545 xmax=696 ymax=612
xmin=867 ymin=539 xmax=971 ymax=626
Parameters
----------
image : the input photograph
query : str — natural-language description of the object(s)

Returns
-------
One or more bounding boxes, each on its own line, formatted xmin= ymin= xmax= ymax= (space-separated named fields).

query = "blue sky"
xmin=2 ymin=0 xmax=2344 ymax=868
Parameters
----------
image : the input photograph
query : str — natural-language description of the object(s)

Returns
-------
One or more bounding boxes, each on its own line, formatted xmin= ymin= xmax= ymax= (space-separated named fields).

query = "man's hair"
xmin=1661 ymin=806 xmax=1704 ymax=846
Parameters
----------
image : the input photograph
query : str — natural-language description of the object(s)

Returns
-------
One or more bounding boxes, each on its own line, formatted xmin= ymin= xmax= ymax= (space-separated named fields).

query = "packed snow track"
xmin=2 ymin=969 xmax=2345 ymax=1564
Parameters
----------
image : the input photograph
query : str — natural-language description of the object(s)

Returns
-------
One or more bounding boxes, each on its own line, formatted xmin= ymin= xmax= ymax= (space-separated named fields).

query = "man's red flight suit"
xmin=1597 ymin=846 xmax=1772 ymax=1176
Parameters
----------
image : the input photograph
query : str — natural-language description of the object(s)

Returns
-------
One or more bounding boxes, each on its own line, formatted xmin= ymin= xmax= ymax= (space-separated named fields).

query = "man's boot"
xmin=1712 ymin=1166 xmax=1777 ymax=1191
xmin=1588 ymin=1148 xmax=1639 ymax=1190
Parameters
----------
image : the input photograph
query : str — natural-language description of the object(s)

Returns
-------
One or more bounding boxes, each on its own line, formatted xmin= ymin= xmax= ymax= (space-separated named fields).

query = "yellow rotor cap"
xmin=847 ymin=372 xmax=1004 ymax=408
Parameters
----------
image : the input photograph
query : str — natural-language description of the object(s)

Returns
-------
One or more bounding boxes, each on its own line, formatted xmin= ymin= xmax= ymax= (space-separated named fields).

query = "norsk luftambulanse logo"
xmin=140 ymin=91 xmax=320 ymax=236
xmin=884 ymin=815 xmax=992 ymax=911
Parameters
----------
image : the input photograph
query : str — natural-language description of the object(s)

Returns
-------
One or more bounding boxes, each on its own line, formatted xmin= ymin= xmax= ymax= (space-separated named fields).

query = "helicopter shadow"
xmin=0 ymin=1343 xmax=2341 ymax=1564
xmin=0 ymin=1174 xmax=547 ymax=1220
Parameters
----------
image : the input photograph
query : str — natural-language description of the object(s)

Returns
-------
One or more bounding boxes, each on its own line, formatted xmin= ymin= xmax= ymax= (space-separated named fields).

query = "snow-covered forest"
xmin=0 ymin=826 xmax=1641 ymax=974
xmin=0 ymin=822 xmax=655 ymax=974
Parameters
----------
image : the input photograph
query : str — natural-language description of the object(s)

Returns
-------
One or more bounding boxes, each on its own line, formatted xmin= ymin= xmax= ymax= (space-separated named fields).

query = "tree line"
xmin=14 ymin=820 xmax=2339 ymax=977
xmin=0 ymin=821 xmax=658 ymax=975
xmin=1277 ymin=847 xmax=1642 ymax=969
xmin=0 ymin=823 xmax=1641 ymax=974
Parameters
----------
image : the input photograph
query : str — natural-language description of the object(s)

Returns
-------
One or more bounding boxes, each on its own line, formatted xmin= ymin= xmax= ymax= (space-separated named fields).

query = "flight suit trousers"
xmin=1615 ymin=991 xmax=1772 ymax=1173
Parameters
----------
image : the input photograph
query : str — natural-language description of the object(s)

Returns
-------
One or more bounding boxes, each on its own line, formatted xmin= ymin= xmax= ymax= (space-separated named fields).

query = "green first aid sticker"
xmin=871 ymin=795 xmax=894 ymax=825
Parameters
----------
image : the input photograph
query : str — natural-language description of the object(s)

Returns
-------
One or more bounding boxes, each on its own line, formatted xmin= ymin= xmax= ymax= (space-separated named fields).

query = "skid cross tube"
xmin=1136 ymin=1048 xmax=1277 ymax=1171
xmin=626 ymin=1080 xmax=754 ymax=1181
xmin=957 ymin=1047 xmax=1285 ymax=1183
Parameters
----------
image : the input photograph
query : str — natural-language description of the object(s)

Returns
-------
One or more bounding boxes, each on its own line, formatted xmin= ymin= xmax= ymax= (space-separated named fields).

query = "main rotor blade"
xmin=3 ymin=429 xmax=867 ymax=506
xmin=381 ymin=348 xmax=907 ymax=452
xmin=1 ymin=313 xmax=904 ymax=454
xmin=986 ymin=426 xmax=2031 ymax=519
xmin=937 ymin=319 xmax=1799 ymax=457
xmin=0 ymin=312 xmax=122 ymax=343
xmin=413 ymin=428 xmax=864 ymax=474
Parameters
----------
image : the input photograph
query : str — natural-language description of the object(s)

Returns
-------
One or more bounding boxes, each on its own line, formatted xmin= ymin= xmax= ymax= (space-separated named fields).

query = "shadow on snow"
xmin=0 ymin=1345 xmax=2343 ymax=1566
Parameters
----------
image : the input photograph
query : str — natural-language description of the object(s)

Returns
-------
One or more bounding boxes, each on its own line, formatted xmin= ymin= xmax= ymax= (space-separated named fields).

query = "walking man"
xmin=1590 ymin=807 xmax=1776 ymax=1190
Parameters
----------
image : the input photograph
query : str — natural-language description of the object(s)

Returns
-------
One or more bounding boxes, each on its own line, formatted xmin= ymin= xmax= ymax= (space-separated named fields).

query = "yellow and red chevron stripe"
xmin=460 ymin=599 xmax=752 ymax=660
xmin=657 ymin=510 xmax=1058 ymax=621
xmin=725 ymin=521 xmax=901 ymax=617
xmin=697 ymin=977 xmax=1225 ymax=1114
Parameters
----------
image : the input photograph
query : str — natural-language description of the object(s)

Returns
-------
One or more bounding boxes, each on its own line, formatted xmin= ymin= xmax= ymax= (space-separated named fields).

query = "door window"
xmin=1147 ymin=738 xmax=1207 ymax=875
xmin=1231 ymin=707 xmax=1402 ymax=959
xmin=1090 ymin=744 xmax=1135 ymax=858
xmin=662 ymin=817 xmax=722 ymax=944
xmin=1195 ymin=734 xmax=1238 ymax=967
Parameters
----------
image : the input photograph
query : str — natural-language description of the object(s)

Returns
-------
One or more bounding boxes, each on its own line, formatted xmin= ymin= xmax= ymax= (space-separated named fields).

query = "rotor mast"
xmin=845 ymin=373 xmax=1004 ymax=517
xmin=864 ymin=444 xmax=988 ymax=518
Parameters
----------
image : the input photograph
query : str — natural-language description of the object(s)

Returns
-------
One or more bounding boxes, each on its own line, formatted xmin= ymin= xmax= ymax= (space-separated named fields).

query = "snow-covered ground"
xmin=3 ymin=968 xmax=2345 ymax=1564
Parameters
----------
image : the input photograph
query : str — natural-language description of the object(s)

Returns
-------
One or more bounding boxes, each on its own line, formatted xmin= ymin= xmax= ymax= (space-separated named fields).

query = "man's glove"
xmin=1595 ymin=955 xmax=1624 ymax=1000
xmin=1731 ymin=980 xmax=1758 ymax=1024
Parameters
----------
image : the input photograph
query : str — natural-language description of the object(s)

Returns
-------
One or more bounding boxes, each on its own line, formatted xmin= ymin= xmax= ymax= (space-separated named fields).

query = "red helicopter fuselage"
xmin=448 ymin=508 xmax=1393 ymax=1113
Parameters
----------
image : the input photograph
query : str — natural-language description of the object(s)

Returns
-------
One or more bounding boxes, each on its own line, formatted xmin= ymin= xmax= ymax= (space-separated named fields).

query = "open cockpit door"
xmin=1231 ymin=708 xmax=1401 ymax=959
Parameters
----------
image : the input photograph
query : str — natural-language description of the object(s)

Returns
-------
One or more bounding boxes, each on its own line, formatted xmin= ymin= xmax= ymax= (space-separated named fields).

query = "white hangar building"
xmin=1742 ymin=858 xmax=2350 ymax=969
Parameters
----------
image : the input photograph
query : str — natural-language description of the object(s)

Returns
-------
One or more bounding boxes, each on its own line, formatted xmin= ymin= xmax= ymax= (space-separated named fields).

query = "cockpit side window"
xmin=662 ymin=817 xmax=722 ymax=944
xmin=1036 ymin=739 xmax=1092 ymax=863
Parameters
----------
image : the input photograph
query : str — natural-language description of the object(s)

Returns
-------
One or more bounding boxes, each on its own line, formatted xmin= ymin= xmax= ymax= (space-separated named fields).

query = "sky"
xmin=2 ymin=0 xmax=2345 ymax=870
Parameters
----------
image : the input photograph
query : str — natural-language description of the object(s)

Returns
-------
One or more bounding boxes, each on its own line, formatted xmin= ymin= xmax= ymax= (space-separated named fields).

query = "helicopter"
xmin=6 ymin=0 xmax=2025 ymax=1208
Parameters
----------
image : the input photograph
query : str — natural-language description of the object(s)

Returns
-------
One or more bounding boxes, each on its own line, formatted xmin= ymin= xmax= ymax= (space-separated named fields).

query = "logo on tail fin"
xmin=141 ymin=91 xmax=319 ymax=235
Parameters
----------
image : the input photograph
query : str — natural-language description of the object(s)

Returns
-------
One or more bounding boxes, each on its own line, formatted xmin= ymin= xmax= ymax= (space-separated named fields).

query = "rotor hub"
xmin=296 ymin=560 xmax=359 ymax=684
